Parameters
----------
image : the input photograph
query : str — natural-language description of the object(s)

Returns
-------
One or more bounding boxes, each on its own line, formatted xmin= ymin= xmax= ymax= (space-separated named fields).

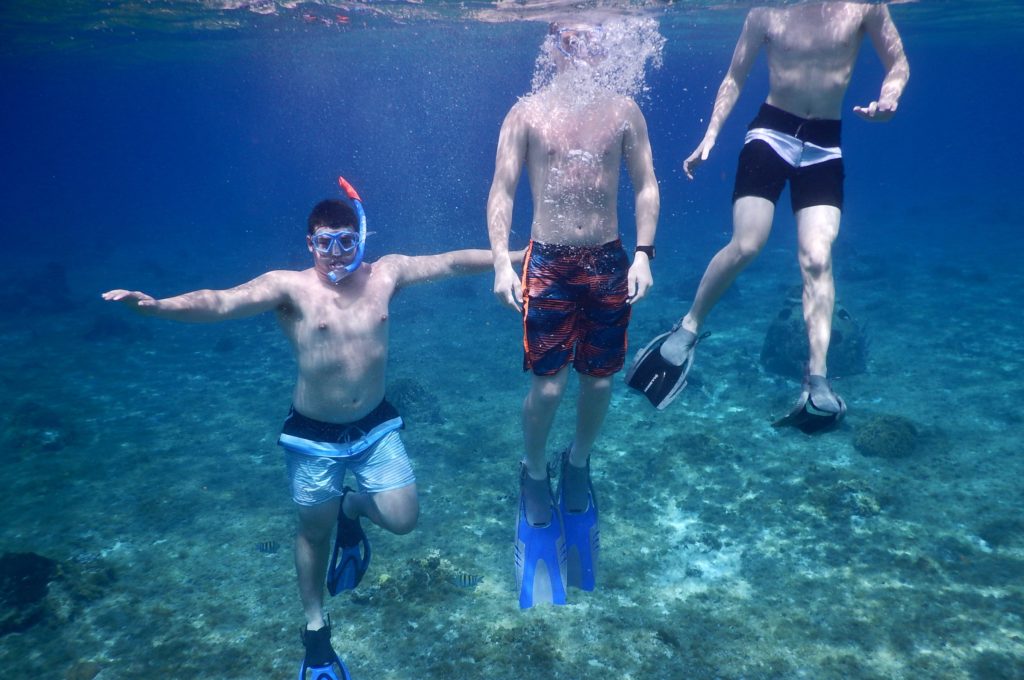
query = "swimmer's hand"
xmin=627 ymin=256 xmax=653 ymax=305
xmin=853 ymin=99 xmax=898 ymax=122
xmin=493 ymin=263 xmax=523 ymax=314
xmin=683 ymin=135 xmax=716 ymax=180
xmin=102 ymin=289 xmax=158 ymax=313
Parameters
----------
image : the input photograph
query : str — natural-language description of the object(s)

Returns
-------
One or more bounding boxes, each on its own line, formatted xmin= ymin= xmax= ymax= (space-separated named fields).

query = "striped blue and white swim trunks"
xmin=279 ymin=400 xmax=415 ymax=506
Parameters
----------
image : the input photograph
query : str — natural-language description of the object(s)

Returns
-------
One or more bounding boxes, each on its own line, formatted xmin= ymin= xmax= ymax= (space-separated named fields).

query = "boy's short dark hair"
xmin=308 ymin=199 xmax=357 ymax=235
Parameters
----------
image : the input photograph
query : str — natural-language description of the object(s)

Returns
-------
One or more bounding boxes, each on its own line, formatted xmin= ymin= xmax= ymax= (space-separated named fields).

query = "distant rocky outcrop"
xmin=0 ymin=552 xmax=58 ymax=636
xmin=760 ymin=286 xmax=868 ymax=379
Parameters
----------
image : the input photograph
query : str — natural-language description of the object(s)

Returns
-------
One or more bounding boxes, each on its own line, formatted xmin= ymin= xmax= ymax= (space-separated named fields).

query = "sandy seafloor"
xmin=1 ymin=215 xmax=1022 ymax=679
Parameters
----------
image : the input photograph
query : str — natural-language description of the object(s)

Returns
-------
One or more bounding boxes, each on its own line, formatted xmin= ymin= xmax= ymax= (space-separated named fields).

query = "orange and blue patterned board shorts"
xmin=522 ymin=239 xmax=631 ymax=377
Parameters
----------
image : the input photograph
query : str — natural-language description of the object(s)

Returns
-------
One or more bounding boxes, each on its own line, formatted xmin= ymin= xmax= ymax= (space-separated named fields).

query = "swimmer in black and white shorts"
xmin=733 ymin=102 xmax=844 ymax=212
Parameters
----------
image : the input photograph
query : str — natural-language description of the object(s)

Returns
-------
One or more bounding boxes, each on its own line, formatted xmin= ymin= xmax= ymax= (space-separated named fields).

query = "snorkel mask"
xmin=552 ymin=24 xmax=606 ymax=62
xmin=313 ymin=175 xmax=367 ymax=285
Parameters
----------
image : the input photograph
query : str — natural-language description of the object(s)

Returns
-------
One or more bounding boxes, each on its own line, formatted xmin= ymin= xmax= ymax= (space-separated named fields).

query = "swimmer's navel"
xmin=318 ymin=321 xmax=328 ymax=331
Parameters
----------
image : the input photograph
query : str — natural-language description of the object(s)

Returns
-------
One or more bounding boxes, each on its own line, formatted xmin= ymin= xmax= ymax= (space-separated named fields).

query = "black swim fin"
xmin=773 ymin=375 xmax=847 ymax=434
xmin=625 ymin=325 xmax=706 ymax=410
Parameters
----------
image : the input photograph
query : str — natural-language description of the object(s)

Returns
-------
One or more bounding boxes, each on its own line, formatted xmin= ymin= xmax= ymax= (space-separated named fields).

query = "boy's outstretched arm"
xmin=382 ymin=249 xmax=525 ymax=290
xmin=102 ymin=271 xmax=290 ymax=323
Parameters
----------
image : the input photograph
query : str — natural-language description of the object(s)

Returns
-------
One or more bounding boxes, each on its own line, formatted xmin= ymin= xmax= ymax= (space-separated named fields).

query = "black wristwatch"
xmin=635 ymin=245 xmax=655 ymax=260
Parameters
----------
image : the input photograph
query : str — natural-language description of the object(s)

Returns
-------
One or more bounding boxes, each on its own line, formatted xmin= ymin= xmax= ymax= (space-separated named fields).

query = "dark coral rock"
xmin=930 ymin=263 xmax=990 ymax=285
xmin=976 ymin=519 xmax=1024 ymax=549
xmin=0 ymin=551 xmax=59 ymax=636
xmin=4 ymin=399 xmax=80 ymax=457
xmin=853 ymin=415 xmax=919 ymax=459
xmin=760 ymin=286 xmax=868 ymax=379
xmin=63 ymin=553 xmax=118 ymax=602
xmin=836 ymin=252 xmax=890 ymax=283
xmin=970 ymin=651 xmax=1024 ymax=680
xmin=820 ymin=480 xmax=882 ymax=521
xmin=213 ymin=336 xmax=240 ymax=353
xmin=389 ymin=377 xmax=442 ymax=426
xmin=804 ymin=467 xmax=884 ymax=521
xmin=82 ymin=312 xmax=153 ymax=343
xmin=0 ymin=263 xmax=74 ymax=315
xmin=66 ymin=661 xmax=103 ymax=680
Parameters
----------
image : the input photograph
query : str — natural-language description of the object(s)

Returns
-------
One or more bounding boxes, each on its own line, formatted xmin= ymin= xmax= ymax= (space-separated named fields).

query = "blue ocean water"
xmin=1 ymin=2 xmax=1023 ymax=679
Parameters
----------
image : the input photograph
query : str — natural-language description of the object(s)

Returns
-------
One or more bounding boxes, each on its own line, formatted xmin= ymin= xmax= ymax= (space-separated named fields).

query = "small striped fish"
xmin=449 ymin=572 xmax=483 ymax=589
xmin=256 ymin=540 xmax=280 ymax=554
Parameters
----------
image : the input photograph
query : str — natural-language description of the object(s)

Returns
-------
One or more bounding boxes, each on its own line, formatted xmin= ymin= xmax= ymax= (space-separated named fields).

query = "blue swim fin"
xmin=327 ymin=488 xmax=371 ymax=595
xmin=557 ymin=451 xmax=599 ymax=591
xmin=298 ymin=618 xmax=352 ymax=680
xmin=298 ymin=653 xmax=350 ymax=680
xmin=514 ymin=470 xmax=567 ymax=609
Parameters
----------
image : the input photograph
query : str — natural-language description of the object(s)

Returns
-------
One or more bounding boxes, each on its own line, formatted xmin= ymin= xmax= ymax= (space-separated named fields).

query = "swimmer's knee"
xmin=390 ymin=515 xmax=418 ymax=536
xmin=799 ymin=248 xmax=833 ymax=279
xmin=373 ymin=487 xmax=419 ymax=535
xmin=531 ymin=373 xmax=569 ymax=402
xmin=383 ymin=505 xmax=419 ymax=535
xmin=579 ymin=374 xmax=612 ymax=395
xmin=730 ymin=234 xmax=767 ymax=262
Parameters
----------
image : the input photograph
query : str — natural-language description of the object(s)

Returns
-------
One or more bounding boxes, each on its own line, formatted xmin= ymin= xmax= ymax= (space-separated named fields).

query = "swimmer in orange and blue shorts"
xmin=521 ymin=239 xmax=632 ymax=377
xmin=487 ymin=21 xmax=659 ymax=607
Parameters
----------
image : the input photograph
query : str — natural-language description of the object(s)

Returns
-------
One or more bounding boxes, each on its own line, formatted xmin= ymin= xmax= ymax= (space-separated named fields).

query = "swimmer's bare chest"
xmin=529 ymin=112 xmax=625 ymax=163
xmin=764 ymin=13 xmax=864 ymax=118
xmin=278 ymin=283 xmax=390 ymax=368
xmin=763 ymin=5 xmax=864 ymax=70
xmin=526 ymin=114 xmax=626 ymax=241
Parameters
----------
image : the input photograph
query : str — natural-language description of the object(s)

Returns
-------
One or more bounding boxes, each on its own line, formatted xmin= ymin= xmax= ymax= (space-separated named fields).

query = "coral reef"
xmin=853 ymin=414 xmax=920 ymax=459
xmin=2 ymin=400 xmax=80 ymax=459
xmin=0 ymin=552 xmax=58 ymax=636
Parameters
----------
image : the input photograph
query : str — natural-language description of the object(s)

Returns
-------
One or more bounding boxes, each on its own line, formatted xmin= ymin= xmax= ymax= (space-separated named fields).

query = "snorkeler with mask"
xmin=310 ymin=176 xmax=367 ymax=285
xmin=550 ymin=22 xmax=607 ymax=64
xmin=104 ymin=175 xmax=520 ymax=679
